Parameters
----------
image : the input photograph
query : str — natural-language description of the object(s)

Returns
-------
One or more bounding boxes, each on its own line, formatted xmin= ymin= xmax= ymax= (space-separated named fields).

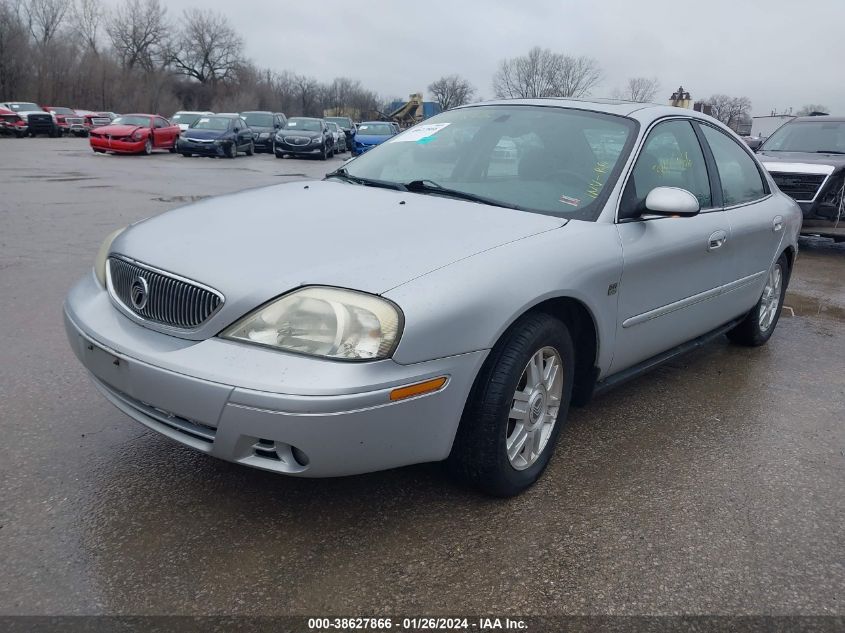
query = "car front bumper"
xmin=254 ymin=136 xmax=274 ymax=152
xmin=177 ymin=139 xmax=228 ymax=157
xmin=274 ymin=141 xmax=323 ymax=155
xmin=64 ymin=273 xmax=486 ymax=477
xmin=90 ymin=136 xmax=146 ymax=153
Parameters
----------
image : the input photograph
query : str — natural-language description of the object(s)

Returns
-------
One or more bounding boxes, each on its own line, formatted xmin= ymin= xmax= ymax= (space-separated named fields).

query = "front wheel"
xmin=449 ymin=312 xmax=575 ymax=497
xmin=227 ymin=142 xmax=237 ymax=159
xmin=143 ymin=139 xmax=152 ymax=155
xmin=727 ymin=253 xmax=789 ymax=346
xmin=245 ymin=141 xmax=254 ymax=156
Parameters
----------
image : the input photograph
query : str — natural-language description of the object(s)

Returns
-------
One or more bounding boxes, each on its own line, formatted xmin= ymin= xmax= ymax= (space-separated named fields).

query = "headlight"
xmin=275 ymin=132 xmax=285 ymax=141
xmin=94 ymin=227 xmax=127 ymax=287
xmin=221 ymin=287 xmax=403 ymax=361
xmin=312 ymin=137 xmax=323 ymax=145
xmin=131 ymin=130 xmax=143 ymax=141
xmin=259 ymin=132 xmax=269 ymax=139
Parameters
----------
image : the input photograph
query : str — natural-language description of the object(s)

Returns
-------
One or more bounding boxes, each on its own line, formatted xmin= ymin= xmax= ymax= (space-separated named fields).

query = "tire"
xmin=143 ymin=139 xmax=152 ymax=155
xmin=727 ymin=253 xmax=790 ymax=347
xmin=449 ymin=312 xmax=575 ymax=497
xmin=181 ymin=152 xmax=192 ymax=157
xmin=227 ymin=142 xmax=237 ymax=159
xmin=329 ymin=146 xmax=335 ymax=158
xmin=275 ymin=152 xmax=285 ymax=159
xmin=246 ymin=141 xmax=254 ymax=156
xmin=93 ymin=148 xmax=105 ymax=153
xmin=319 ymin=144 xmax=327 ymax=160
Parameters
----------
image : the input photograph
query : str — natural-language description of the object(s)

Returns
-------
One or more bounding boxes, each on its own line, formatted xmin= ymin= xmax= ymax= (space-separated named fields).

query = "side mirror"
xmin=644 ymin=187 xmax=700 ymax=217
xmin=233 ymin=127 xmax=240 ymax=133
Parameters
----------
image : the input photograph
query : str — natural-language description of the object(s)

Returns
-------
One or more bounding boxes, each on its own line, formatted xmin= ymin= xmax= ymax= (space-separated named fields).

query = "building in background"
xmin=669 ymin=86 xmax=692 ymax=109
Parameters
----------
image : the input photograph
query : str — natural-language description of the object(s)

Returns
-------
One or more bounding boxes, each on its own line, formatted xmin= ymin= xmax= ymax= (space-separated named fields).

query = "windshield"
xmin=172 ymin=113 xmax=203 ymax=125
xmin=326 ymin=122 xmax=339 ymax=132
xmin=242 ymin=112 xmax=273 ymax=127
xmin=762 ymin=120 xmax=845 ymax=153
xmin=51 ymin=107 xmax=74 ymax=115
xmin=326 ymin=117 xmax=353 ymax=128
xmin=285 ymin=118 xmax=321 ymax=132
xmin=112 ymin=115 xmax=151 ymax=127
xmin=9 ymin=103 xmax=41 ymax=112
xmin=357 ymin=123 xmax=393 ymax=136
xmin=190 ymin=117 xmax=232 ymax=131
xmin=342 ymin=105 xmax=637 ymax=219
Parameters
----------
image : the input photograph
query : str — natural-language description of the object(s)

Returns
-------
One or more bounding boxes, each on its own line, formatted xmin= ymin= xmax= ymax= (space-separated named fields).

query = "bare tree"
xmin=70 ymin=0 xmax=102 ymax=53
xmin=493 ymin=47 xmax=601 ymax=99
xmin=171 ymin=9 xmax=243 ymax=84
xmin=428 ymin=74 xmax=475 ymax=111
xmin=106 ymin=0 xmax=167 ymax=72
xmin=618 ymin=76 xmax=660 ymax=102
xmin=796 ymin=104 xmax=830 ymax=116
xmin=22 ymin=0 xmax=70 ymax=45
xmin=0 ymin=0 xmax=30 ymax=96
xmin=702 ymin=94 xmax=752 ymax=130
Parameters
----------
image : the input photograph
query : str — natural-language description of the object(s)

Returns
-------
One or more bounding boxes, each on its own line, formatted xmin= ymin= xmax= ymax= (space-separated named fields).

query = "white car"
xmin=170 ymin=111 xmax=214 ymax=132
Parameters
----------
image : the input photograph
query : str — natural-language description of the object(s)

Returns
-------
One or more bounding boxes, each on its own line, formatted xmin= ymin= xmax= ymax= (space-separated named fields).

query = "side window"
xmin=154 ymin=117 xmax=165 ymax=128
xmin=621 ymin=120 xmax=711 ymax=218
xmin=700 ymin=125 xmax=767 ymax=206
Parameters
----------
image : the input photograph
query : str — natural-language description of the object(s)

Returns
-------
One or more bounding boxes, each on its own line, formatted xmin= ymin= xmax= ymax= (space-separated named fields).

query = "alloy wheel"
xmin=758 ymin=262 xmax=783 ymax=332
xmin=506 ymin=346 xmax=564 ymax=470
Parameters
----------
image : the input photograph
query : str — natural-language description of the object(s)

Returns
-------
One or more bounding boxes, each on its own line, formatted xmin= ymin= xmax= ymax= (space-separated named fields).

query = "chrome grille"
xmin=771 ymin=172 xmax=827 ymax=202
xmin=66 ymin=117 xmax=84 ymax=125
xmin=284 ymin=135 xmax=309 ymax=145
xmin=107 ymin=256 xmax=223 ymax=329
xmin=91 ymin=117 xmax=111 ymax=126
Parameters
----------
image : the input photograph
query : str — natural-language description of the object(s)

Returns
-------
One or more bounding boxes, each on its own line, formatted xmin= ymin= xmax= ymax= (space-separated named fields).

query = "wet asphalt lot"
xmin=0 ymin=136 xmax=842 ymax=616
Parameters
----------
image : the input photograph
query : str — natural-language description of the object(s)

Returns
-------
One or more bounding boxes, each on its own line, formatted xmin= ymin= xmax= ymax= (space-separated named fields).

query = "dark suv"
xmin=757 ymin=116 xmax=845 ymax=242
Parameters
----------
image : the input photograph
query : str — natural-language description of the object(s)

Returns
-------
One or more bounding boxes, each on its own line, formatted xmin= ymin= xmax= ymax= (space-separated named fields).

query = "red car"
xmin=89 ymin=114 xmax=180 ymax=154
xmin=0 ymin=107 xmax=28 ymax=137
xmin=44 ymin=106 xmax=86 ymax=136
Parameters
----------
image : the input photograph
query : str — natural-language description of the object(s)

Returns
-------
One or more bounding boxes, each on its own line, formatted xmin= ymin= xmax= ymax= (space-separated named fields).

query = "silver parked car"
xmin=64 ymin=99 xmax=801 ymax=496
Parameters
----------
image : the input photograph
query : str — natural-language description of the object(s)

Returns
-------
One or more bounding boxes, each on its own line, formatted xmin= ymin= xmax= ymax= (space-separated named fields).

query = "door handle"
xmin=708 ymin=230 xmax=727 ymax=251
xmin=773 ymin=216 xmax=784 ymax=232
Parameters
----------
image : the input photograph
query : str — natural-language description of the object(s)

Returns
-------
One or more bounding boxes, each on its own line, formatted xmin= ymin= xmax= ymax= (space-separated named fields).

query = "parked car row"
xmin=0 ymin=101 xmax=116 ymax=137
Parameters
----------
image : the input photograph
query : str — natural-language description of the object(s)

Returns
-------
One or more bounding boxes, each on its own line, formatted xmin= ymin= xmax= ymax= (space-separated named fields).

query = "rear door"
xmin=612 ymin=118 xmax=732 ymax=374
xmin=696 ymin=122 xmax=784 ymax=318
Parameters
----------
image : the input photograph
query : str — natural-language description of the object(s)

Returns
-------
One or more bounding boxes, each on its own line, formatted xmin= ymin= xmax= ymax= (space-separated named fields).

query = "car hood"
xmin=280 ymin=129 xmax=320 ymax=138
xmin=94 ymin=124 xmax=143 ymax=136
xmin=355 ymin=134 xmax=390 ymax=144
xmin=757 ymin=150 xmax=845 ymax=173
xmin=182 ymin=128 xmax=228 ymax=140
xmin=111 ymin=180 xmax=566 ymax=339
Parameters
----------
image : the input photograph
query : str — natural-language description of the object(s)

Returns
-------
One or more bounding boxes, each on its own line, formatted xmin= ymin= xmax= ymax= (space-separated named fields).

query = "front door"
xmin=611 ymin=119 xmax=732 ymax=374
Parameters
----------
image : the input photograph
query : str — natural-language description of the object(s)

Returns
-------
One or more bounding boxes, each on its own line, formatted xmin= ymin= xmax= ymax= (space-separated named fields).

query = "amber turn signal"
xmin=389 ymin=376 xmax=448 ymax=401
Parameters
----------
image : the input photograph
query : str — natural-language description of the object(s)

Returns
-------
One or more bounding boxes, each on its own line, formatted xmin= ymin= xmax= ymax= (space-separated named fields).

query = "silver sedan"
xmin=64 ymin=99 xmax=801 ymax=496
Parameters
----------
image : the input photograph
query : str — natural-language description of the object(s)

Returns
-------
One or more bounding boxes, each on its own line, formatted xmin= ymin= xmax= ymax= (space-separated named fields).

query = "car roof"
xmin=457 ymin=98 xmax=724 ymax=125
xmin=241 ymin=110 xmax=272 ymax=114
xmin=789 ymin=115 xmax=845 ymax=123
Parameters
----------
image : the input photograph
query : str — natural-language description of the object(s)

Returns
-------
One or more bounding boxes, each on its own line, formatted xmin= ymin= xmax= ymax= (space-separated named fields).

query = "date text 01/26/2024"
xmin=307 ymin=617 xmax=528 ymax=630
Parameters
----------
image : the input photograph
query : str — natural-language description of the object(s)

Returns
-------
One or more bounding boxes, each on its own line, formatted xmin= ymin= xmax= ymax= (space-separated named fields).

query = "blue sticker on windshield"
xmin=416 ymin=136 xmax=437 ymax=145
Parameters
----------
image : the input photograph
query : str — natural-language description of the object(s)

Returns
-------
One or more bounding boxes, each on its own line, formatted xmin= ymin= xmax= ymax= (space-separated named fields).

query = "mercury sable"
xmin=64 ymin=100 xmax=801 ymax=496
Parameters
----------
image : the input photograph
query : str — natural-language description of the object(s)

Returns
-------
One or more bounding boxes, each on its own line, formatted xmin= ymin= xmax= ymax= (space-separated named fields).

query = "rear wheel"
xmin=727 ymin=252 xmax=789 ymax=346
xmin=449 ymin=312 xmax=575 ymax=497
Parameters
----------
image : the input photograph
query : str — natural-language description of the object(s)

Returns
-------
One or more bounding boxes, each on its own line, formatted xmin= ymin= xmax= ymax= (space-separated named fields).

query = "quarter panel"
xmin=385 ymin=221 xmax=622 ymax=374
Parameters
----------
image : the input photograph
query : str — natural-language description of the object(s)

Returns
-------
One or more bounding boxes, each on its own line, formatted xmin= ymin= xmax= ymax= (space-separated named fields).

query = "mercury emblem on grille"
xmin=130 ymin=275 xmax=149 ymax=310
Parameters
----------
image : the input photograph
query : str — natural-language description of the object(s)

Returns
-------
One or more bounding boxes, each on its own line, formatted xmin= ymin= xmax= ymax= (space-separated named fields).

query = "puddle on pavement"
xmin=153 ymin=195 xmax=211 ymax=203
xmin=784 ymin=291 xmax=845 ymax=322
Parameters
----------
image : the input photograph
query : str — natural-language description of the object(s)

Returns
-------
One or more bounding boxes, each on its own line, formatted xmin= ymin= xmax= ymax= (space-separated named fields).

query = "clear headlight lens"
xmin=221 ymin=287 xmax=403 ymax=361
xmin=94 ymin=227 xmax=126 ymax=287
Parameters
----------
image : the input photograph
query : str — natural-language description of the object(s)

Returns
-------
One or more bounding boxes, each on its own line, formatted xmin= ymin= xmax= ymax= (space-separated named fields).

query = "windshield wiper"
xmin=404 ymin=179 xmax=523 ymax=211
xmin=815 ymin=150 xmax=845 ymax=155
xmin=325 ymin=168 xmax=407 ymax=191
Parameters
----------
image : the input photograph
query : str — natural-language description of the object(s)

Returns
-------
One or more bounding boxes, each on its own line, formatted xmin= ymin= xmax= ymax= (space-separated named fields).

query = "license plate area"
xmin=82 ymin=337 xmax=131 ymax=393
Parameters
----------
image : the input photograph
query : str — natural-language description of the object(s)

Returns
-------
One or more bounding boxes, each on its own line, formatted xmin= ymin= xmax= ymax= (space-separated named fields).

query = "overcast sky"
xmin=110 ymin=0 xmax=842 ymax=116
